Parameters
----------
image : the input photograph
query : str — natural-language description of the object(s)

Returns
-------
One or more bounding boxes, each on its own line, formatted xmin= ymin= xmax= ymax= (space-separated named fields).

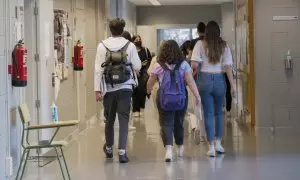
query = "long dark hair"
xmin=158 ymin=40 xmax=184 ymax=65
xmin=205 ymin=21 xmax=226 ymax=64
xmin=131 ymin=35 xmax=141 ymax=42
xmin=181 ymin=40 xmax=192 ymax=57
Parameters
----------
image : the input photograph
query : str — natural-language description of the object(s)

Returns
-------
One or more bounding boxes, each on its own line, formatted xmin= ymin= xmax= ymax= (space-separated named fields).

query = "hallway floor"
xmin=23 ymin=101 xmax=300 ymax=180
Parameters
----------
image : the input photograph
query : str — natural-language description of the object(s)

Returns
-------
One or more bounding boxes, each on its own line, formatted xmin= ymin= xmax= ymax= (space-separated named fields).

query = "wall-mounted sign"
xmin=273 ymin=16 xmax=298 ymax=21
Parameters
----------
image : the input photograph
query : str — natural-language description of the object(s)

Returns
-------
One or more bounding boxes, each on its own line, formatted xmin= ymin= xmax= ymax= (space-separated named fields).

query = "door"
xmin=268 ymin=1 xmax=300 ymax=129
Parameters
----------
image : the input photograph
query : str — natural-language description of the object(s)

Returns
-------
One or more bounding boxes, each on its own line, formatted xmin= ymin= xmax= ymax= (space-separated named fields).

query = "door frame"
xmin=247 ymin=0 xmax=255 ymax=126
xmin=235 ymin=0 xmax=256 ymax=126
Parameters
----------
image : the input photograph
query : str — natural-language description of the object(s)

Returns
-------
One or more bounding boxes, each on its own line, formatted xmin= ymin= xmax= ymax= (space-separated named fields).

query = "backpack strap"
xmin=121 ymin=41 xmax=131 ymax=51
xmin=158 ymin=61 xmax=170 ymax=72
xmin=171 ymin=61 xmax=184 ymax=83
xmin=174 ymin=60 xmax=183 ymax=70
xmin=120 ymin=41 xmax=130 ymax=63
xmin=145 ymin=47 xmax=149 ymax=59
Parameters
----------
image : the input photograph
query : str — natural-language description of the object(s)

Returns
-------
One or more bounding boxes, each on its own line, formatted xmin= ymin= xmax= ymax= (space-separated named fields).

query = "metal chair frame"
xmin=16 ymin=104 xmax=79 ymax=180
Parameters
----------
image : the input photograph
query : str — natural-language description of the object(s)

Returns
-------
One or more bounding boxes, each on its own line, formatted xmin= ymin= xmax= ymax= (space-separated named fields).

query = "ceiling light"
xmin=149 ymin=0 xmax=161 ymax=6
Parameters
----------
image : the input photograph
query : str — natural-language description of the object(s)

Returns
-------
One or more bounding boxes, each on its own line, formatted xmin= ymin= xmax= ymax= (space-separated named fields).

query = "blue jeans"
xmin=198 ymin=72 xmax=226 ymax=142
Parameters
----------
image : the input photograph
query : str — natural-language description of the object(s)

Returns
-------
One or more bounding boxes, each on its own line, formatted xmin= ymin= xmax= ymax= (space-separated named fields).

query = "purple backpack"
xmin=159 ymin=61 xmax=186 ymax=111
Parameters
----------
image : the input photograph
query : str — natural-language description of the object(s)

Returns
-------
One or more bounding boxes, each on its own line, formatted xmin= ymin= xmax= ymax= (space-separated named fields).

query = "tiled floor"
xmin=23 ymin=101 xmax=300 ymax=180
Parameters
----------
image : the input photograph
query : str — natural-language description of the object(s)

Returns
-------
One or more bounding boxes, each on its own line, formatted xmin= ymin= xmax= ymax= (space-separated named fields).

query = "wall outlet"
xmin=5 ymin=157 xmax=13 ymax=177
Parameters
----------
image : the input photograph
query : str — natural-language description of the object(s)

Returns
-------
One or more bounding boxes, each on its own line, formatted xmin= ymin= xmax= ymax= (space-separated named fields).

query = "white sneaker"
xmin=165 ymin=145 xmax=173 ymax=162
xmin=140 ymin=109 xmax=145 ymax=116
xmin=215 ymin=140 xmax=225 ymax=154
xmin=206 ymin=144 xmax=216 ymax=157
xmin=226 ymin=112 xmax=231 ymax=118
xmin=133 ymin=112 xmax=139 ymax=117
xmin=178 ymin=145 xmax=184 ymax=157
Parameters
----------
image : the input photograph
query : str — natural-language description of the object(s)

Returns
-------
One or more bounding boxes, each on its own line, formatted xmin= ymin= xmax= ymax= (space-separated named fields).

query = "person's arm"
xmin=185 ymin=70 xmax=201 ymax=105
xmin=191 ymin=41 xmax=203 ymax=76
xmin=223 ymin=46 xmax=236 ymax=97
xmin=146 ymin=48 xmax=152 ymax=60
xmin=94 ymin=43 xmax=105 ymax=101
xmin=130 ymin=44 xmax=142 ymax=71
xmin=147 ymin=74 xmax=158 ymax=94
xmin=147 ymin=56 xmax=157 ymax=75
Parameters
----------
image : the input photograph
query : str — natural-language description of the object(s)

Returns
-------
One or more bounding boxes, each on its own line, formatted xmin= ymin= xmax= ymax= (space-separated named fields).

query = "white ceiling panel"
xmin=128 ymin=0 xmax=233 ymax=6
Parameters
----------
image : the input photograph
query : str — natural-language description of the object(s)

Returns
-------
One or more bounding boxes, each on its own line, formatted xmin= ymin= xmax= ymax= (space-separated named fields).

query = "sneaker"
xmin=140 ymin=109 xmax=145 ymax=116
xmin=215 ymin=140 xmax=225 ymax=154
xmin=206 ymin=144 xmax=216 ymax=157
xmin=140 ymin=111 xmax=144 ymax=117
xmin=103 ymin=144 xmax=113 ymax=158
xmin=133 ymin=112 xmax=139 ymax=117
xmin=165 ymin=145 xmax=173 ymax=162
xmin=118 ymin=149 xmax=129 ymax=163
xmin=178 ymin=145 xmax=184 ymax=157
xmin=226 ymin=111 xmax=231 ymax=117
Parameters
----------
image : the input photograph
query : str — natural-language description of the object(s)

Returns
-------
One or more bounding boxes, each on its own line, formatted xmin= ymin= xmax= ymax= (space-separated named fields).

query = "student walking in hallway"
xmin=132 ymin=35 xmax=152 ymax=117
xmin=191 ymin=21 xmax=236 ymax=157
xmin=94 ymin=18 xmax=141 ymax=163
xmin=147 ymin=40 xmax=200 ymax=162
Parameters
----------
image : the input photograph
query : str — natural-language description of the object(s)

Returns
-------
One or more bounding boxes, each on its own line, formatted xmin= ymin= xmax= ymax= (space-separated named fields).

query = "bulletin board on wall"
xmin=53 ymin=9 xmax=71 ymax=81
xmin=235 ymin=1 xmax=250 ymax=124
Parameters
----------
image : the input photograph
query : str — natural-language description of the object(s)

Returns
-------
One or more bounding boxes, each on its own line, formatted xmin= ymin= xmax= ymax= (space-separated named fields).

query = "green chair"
xmin=16 ymin=104 xmax=79 ymax=180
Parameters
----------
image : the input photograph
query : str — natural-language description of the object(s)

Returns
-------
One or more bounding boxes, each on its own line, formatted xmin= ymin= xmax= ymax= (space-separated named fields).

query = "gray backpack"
xmin=101 ymin=41 xmax=134 ymax=87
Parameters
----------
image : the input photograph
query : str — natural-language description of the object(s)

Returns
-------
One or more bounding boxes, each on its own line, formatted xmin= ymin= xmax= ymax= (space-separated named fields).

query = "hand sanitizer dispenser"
xmin=51 ymin=102 xmax=59 ymax=124
xmin=285 ymin=50 xmax=293 ymax=70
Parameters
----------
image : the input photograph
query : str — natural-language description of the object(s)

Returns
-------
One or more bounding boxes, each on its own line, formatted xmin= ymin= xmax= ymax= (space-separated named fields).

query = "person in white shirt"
xmin=191 ymin=21 xmax=236 ymax=157
xmin=94 ymin=18 xmax=141 ymax=163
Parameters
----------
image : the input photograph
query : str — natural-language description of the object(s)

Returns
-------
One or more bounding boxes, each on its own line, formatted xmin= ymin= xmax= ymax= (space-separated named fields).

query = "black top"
xmin=138 ymin=47 xmax=152 ymax=73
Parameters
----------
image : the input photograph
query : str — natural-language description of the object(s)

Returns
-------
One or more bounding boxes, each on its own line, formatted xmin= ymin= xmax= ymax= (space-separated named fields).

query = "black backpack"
xmin=101 ymin=41 xmax=134 ymax=87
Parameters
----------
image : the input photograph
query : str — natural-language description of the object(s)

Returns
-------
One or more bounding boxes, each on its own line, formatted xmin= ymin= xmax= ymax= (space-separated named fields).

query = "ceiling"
xmin=128 ymin=0 xmax=233 ymax=6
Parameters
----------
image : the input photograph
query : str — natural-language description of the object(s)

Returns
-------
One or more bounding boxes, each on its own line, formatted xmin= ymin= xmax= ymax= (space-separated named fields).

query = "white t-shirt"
xmin=94 ymin=37 xmax=141 ymax=92
xmin=191 ymin=40 xmax=233 ymax=73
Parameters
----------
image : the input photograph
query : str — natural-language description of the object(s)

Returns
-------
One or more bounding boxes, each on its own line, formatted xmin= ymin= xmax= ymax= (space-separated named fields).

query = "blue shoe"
xmin=118 ymin=150 xmax=129 ymax=163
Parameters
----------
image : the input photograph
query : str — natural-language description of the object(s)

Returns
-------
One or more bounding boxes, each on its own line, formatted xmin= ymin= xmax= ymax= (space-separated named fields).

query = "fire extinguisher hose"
xmin=12 ymin=48 xmax=20 ymax=78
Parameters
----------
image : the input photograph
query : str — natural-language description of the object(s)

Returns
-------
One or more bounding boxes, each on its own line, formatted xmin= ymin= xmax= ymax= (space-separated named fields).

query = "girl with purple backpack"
xmin=147 ymin=40 xmax=200 ymax=162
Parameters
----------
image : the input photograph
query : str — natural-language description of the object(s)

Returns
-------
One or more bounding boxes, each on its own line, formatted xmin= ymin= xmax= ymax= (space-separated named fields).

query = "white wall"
xmin=137 ymin=5 xmax=222 ymax=25
xmin=221 ymin=2 xmax=235 ymax=50
xmin=122 ymin=0 xmax=137 ymax=34
xmin=1 ymin=0 xmax=26 ymax=178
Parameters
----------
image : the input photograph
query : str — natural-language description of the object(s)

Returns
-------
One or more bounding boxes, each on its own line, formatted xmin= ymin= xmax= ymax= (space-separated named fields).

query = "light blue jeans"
xmin=198 ymin=72 xmax=226 ymax=142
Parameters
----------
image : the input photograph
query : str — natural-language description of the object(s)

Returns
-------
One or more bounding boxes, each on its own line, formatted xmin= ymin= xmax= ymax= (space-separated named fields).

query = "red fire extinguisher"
xmin=12 ymin=40 xmax=27 ymax=87
xmin=73 ymin=40 xmax=84 ymax=71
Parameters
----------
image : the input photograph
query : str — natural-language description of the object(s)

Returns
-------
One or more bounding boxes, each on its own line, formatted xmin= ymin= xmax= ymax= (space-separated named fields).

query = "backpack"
xmin=159 ymin=61 xmax=186 ymax=111
xmin=101 ymin=41 xmax=133 ymax=87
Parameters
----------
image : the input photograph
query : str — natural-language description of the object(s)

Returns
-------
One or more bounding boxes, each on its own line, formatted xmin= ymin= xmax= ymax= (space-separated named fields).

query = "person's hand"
xmin=193 ymin=70 xmax=198 ymax=77
xmin=135 ymin=70 xmax=140 ymax=77
xmin=142 ymin=60 xmax=148 ymax=66
xmin=195 ymin=96 xmax=201 ymax=106
xmin=96 ymin=91 xmax=104 ymax=102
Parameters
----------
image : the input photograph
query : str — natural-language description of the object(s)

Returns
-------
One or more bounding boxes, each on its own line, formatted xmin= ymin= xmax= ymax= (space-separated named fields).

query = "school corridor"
xmin=1 ymin=0 xmax=300 ymax=180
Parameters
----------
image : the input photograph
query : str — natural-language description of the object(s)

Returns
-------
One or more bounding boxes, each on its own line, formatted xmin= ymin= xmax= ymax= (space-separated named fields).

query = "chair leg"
xmin=59 ymin=147 xmax=71 ymax=180
xmin=20 ymin=149 xmax=30 ymax=180
xmin=55 ymin=147 xmax=66 ymax=180
xmin=16 ymin=149 xmax=27 ymax=180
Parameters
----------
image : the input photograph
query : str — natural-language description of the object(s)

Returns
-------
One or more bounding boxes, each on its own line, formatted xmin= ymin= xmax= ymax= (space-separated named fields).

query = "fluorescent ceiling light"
xmin=149 ymin=0 xmax=161 ymax=6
